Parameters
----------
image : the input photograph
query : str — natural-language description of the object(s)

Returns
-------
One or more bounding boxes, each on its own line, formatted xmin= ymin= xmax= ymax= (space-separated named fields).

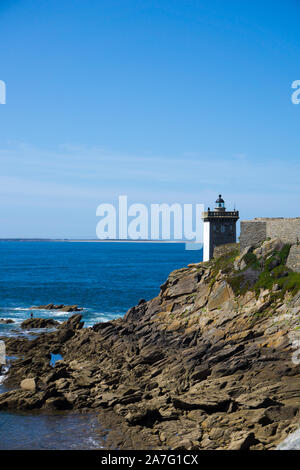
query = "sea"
xmin=0 ymin=241 xmax=202 ymax=449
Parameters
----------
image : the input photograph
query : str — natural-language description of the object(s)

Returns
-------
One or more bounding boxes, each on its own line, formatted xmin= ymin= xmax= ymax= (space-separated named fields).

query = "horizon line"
xmin=0 ymin=238 xmax=204 ymax=244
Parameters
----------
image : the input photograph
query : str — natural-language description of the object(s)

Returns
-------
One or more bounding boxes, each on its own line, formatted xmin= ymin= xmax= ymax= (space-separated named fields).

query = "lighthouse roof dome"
xmin=216 ymin=194 xmax=224 ymax=203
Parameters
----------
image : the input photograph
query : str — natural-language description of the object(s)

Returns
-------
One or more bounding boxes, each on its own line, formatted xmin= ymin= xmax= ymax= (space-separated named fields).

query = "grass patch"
xmin=226 ymin=243 xmax=300 ymax=300
xmin=242 ymin=251 xmax=260 ymax=270
xmin=208 ymin=242 xmax=300 ymax=300
xmin=211 ymin=247 xmax=240 ymax=275
xmin=277 ymin=272 xmax=300 ymax=297
xmin=227 ymin=274 xmax=251 ymax=296
xmin=253 ymin=244 xmax=294 ymax=295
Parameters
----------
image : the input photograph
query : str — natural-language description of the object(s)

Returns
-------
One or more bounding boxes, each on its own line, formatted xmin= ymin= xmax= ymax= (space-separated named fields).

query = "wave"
xmin=85 ymin=436 xmax=102 ymax=449
xmin=0 ymin=365 xmax=9 ymax=385
xmin=9 ymin=307 xmax=33 ymax=311
xmin=277 ymin=427 xmax=300 ymax=450
xmin=0 ymin=305 xmax=124 ymax=339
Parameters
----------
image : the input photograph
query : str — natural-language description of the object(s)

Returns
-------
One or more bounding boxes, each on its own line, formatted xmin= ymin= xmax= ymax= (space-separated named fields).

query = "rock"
xmin=235 ymin=393 xmax=279 ymax=409
xmin=42 ymin=366 xmax=69 ymax=384
xmin=55 ymin=314 xmax=84 ymax=343
xmin=227 ymin=431 xmax=258 ymax=450
xmin=253 ymin=239 xmax=284 ymax=260
xmin=264 ymin=406 xmax=300 ymax=423
xmin=172 ymin=393 xmax=231 ymax=412
xmin=75 ymin=373 xmax=96 ymax=388
xmin=44 ymin=396 xmax=72 ymax=410
xmin=207 ymin=281 xmax=234 ymax=310
xmin=20 ymin=378 xmax=36 ymax=391
xmin=189 ymin=366 xmax=211 ymax=383
xmin=54 ymin=378 xmax=70 ymax=391
xmin=0 ymin=389 xmax=45 ymax=410
xmin=31 ymin=304 xmax=83 ymax=312
xmin=3 ymin=240 xmax=300 ymax=450
xmin=139 ymin=347 xmax=165 ymax=365
xmin=0 ymin=319 xmax=14 ymax=324
xmin=21 ymin=318 xmax=59 ymax=329
xmin=234 ymin=246 xmax=252 ymax=270
xmin=166 ymin=273 xmax=200 ymax=297
xmin=61 ymin=305 xmax=82 ymax=312
xmin=59 ymin=314 xmax=84 ymax=331
xmin=194 ymin=283 xmax=210 ymax=309
xmin=57 ymin=328 xmax=75 ymax=343
xmin=125 ymin=406 xmax=161 ymax=426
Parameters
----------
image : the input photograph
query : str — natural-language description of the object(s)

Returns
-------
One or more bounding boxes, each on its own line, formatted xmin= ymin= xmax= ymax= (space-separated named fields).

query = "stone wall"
xmin=265 ymin=218 xmax=300 ymax=244
xmin=240 ymin=217 xmax=300 ymax=250
xmin=240 ymin=220 xmax=267 ymax=249
xmin=287 ymin=244 xmax=300 ymax=273
xmin=213 ymin=243 xmax=239 ymax=259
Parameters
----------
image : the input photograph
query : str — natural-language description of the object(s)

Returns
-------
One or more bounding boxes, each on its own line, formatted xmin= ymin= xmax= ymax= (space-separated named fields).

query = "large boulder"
xmin=253 ymin=238 xmax=285 ymax=259
xmin=43 ymin=396 xmax=72 ymax=410
xmin=21 ymin=318 xmax=59 ymax=329
xmin=59 ymin=314 xmax=84 ymax=331
xmin=20 ymin=378 xmax=36 ymax=391
xmin=56 ymin=314 xmax=84 ymax=343
xmin=207 ymin=281 xmax=234 ymax=311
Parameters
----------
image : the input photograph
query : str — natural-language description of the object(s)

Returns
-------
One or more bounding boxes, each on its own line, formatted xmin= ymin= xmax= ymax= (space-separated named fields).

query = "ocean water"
xmin=0 ymin=241 xmax=202 ymax=449
xmin=0 ymin=241 xmax=202 ymax=336
xmin=0 ymin=411 xmax=104 ymax=450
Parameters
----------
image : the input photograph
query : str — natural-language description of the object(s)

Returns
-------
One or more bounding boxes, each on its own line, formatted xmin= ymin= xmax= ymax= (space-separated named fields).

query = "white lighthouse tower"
xmin=202 ymin=195 xmax=239 ymax=262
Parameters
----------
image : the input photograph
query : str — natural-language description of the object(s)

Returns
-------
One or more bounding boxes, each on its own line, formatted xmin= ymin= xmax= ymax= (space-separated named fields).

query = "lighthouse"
xmin=202 ymin=195 xmax=239 ymax=261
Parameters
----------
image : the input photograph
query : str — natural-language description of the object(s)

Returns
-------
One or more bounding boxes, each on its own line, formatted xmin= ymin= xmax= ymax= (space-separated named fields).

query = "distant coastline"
xmin=0 ymin=239 xmax=190 ymax=243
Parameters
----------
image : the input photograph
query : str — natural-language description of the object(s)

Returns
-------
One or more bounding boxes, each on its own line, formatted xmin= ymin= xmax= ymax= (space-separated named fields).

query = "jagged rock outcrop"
xmin=30 ymin=304 xmax=83 ymax=312
xmin=21 ymin=318 xmax=59 ymax=329
xmin=1 ymin=239 xmax=300 ymax=450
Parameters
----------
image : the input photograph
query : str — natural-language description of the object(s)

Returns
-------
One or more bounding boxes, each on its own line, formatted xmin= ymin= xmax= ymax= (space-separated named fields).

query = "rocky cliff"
xmin=1 ymin=238 xmax=300 ymax=450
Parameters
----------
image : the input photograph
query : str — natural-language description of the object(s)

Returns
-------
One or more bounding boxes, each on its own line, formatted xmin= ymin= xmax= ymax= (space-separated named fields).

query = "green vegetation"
xmin=264 ymin=244 xmax=291 ymax=272
xmin=252 ymin=244 xmax=298 ymax=297
xmin=211 ymin=247 xmax=240 ymax=275
xmin=228 ymin=274 xmax=251 ymax=296
xmin=217 ymin=243 xmax=300 ymax=299
xmin=209 ymin=247 xmax=240 ymax=289
xmin=276 ymin=272 xmax=300 ymax=297
xmin=242 ymin=251 xmax=260 ymax=270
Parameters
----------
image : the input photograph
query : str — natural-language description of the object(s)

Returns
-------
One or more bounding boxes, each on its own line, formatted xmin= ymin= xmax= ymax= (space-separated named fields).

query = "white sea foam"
xmin=0 ymin=305 xmax=123 ymax=334
xmin=0 ymin=317 xmax=18 ymax=322
xmin=10 ymin=307 xmax=33 ymax=311
xmin=277 ymin=427 xmax=300 ymax=450
xmin=47 ymin=311 xmax=69 ymax=317
xmin=0 ymin=365 xmax=9 ymax=384
xmin=86 ymin=436 xmax=102 ymax=448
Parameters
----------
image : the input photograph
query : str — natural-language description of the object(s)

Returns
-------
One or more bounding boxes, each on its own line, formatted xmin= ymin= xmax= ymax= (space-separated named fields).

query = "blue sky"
xmin=0 ymin=0 xmax=300 ymax=237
